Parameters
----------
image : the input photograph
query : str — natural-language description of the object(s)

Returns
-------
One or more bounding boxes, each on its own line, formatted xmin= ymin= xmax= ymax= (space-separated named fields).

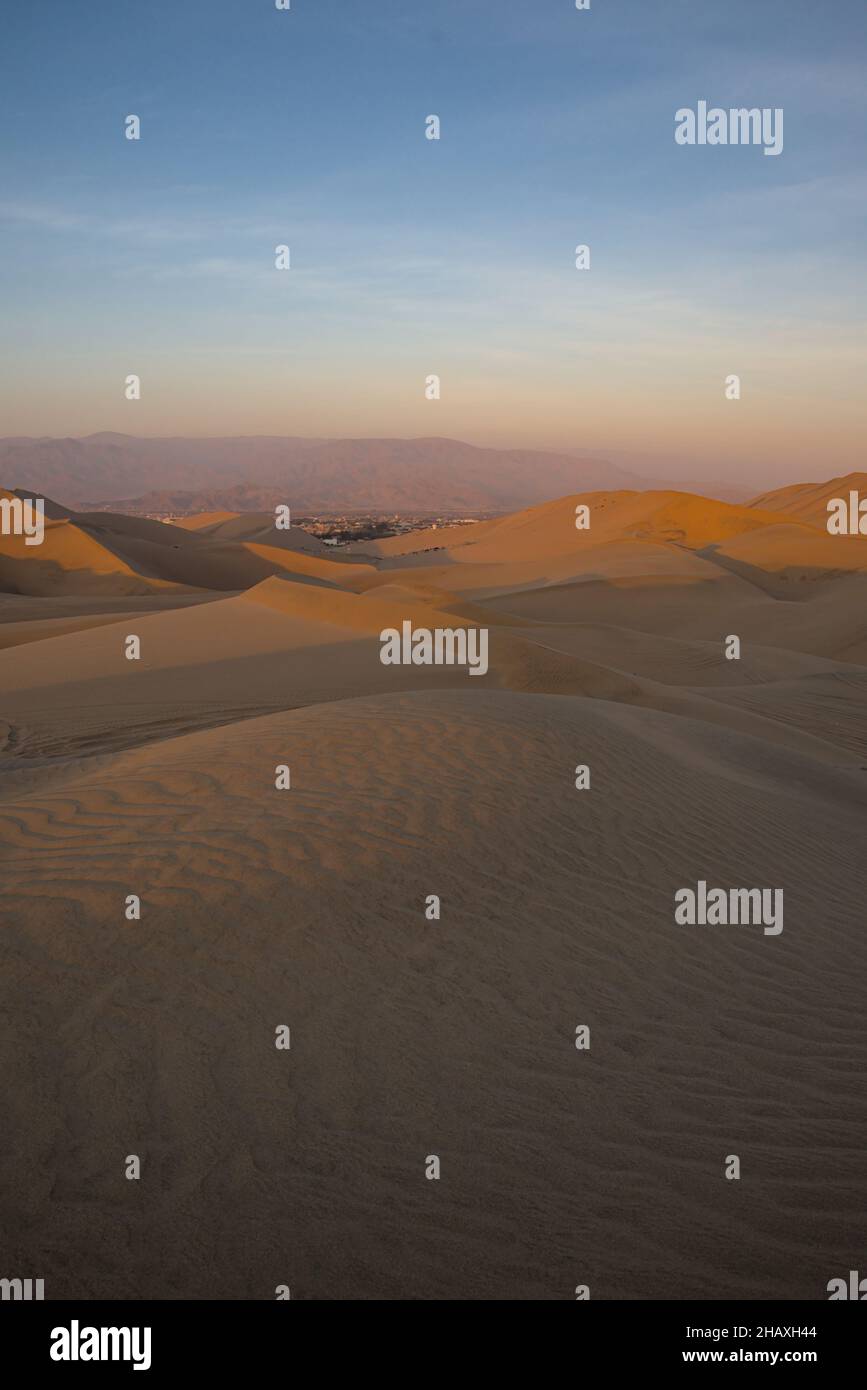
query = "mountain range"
xmin=0 ymin=432 xmax=742 ymax=514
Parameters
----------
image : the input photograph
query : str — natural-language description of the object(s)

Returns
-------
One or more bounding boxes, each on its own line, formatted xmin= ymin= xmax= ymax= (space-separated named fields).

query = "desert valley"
xmin=1 ymin=473 xmax=866 ymax=1299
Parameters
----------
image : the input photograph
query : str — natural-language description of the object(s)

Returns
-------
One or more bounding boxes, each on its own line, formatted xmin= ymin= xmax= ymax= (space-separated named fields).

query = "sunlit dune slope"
xmin=358 ymin=491 xmax=798 ymax=562
xmin=348 ymin=491 xmax=866 ymax=610
xmin=174 ymin=510 xmax=242 ymax=531
xmin=749 ymin=472 xmax=867 ymax=528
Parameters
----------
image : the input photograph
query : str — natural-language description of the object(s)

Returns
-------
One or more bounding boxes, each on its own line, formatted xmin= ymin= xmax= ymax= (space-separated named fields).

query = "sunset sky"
xmin=1 ymin=0 xmax=865 ymax=485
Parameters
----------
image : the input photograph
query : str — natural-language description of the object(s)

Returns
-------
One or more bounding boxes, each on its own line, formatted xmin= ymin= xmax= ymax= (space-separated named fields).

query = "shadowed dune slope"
xmin=174 ymin=511 xmax=332 ymax=554
xmin=0 ymin=507 xmax=375 ymax=597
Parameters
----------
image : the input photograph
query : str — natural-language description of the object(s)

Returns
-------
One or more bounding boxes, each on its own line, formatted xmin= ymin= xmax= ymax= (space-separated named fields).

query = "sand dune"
xmin=1 ymin=477 xmax=866 ymax=1300
xmin=749 ymin=472 xmax=867 ymax=528
xmin=361 ymin=490 xmax=794 ymax=564
xmin=0 ymin=578 xmax=494 ymax=762
xmin=0 ymin=517 xmax=171 ymax=597
xmin=1 ymin=691 xmax=865 ymax=1299
xmin=2 ymin=569 xmax=856 ymax=769
xmin=0 ymin=505 xmax=377 ymax=598
xmin=174 ymin=510 xmax=333 ymax=555
xmin=9 ymin=486 xmax=72 ymax=520
xmin=174 ymin=510 xmax=244 ymax=531
xmin=697 ymin=524 xmax=867 ymax=598
xmin=0 ymin=611 xmax=139 ymax=651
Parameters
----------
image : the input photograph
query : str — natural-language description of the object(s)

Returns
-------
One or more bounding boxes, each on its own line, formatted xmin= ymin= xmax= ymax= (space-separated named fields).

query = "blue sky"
xmin=1 ymin=0 xmax=865 ymax=484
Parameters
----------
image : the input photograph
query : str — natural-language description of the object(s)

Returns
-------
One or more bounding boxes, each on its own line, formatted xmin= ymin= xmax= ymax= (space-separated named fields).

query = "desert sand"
xmin=1 ymin=485 xmax=866 ymax=1299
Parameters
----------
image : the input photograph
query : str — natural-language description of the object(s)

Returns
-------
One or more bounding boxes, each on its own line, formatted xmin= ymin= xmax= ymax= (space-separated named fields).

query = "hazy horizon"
xmin=1 ymin=428 xmax=862 ymax=502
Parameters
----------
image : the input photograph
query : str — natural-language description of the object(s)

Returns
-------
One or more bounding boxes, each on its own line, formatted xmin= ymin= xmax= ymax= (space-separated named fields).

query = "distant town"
xmin=294 ymin=514 xmax=490 ymax=545
xmin=91 ymin=507 xmax=496 ymax=546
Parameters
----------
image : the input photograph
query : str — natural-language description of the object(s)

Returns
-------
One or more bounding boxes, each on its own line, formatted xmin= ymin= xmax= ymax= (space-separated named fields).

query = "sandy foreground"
xmin=1 ymin=485 xmax=866 ymax=1299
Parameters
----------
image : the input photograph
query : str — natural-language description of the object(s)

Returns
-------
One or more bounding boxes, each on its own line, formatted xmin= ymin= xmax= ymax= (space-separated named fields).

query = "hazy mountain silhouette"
xmin=0 ymin=433 xmax=643 ymax=512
